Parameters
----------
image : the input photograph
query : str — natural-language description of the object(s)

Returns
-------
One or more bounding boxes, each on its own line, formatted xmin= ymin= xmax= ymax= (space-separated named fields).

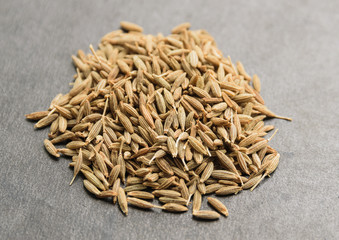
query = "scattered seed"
xmin=207 ymin=197 xmax=229 ymax=216
xmin=193 ymin=210 xmax=220 ymax=220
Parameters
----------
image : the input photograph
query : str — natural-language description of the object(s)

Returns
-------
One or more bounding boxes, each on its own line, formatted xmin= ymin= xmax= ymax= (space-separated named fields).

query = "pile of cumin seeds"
xmin=26 ymin=21 xmax=291 ymax=220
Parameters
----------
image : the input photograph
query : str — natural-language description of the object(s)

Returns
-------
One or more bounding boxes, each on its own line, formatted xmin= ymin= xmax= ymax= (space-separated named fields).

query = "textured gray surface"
xmin=1 ymin=0 xmax=338 ymax=239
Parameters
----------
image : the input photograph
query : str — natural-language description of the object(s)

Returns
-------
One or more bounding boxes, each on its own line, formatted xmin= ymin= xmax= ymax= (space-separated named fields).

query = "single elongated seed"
xmin=116 ymin=110 xmax=134 ymax=134
xmin=118 ymin=187 xmax=128 ymax=215
xmin=215 ymin=186 xmax=242 ymax=196
xmin=26 ymin=111 xmax=49 ymax=120
xmin=86 ymin=120 xmax=102 ymax=143
xmin=187 ymin=50 xmax=199 ymax=68
xmin=207 ymin=197 xmax=229 ymax=216
xmin=112 ymin=178 xmax=120 ymax=204
xmin=193 ymin=210 xmax=220 ymax=220
xmin=97 ymin=190 xmax=118 ymax=198
xmin=83 ymin=179 xmax=101 ymax=195
xmin=50 ymin=131 xmax=75 ymax=144
xmin=66 ymin=141 xmax=87 ymax=149
xmin=152 ymin=190 xmax=181 ymax=198
xmin=43 ymin=139 xmax=60 ymax=157
xmin=120 ymin=21 xmax=143 ymax=32
xmin=127 ymin=191 xmax=154 ymax=200
xmin=192 ymin=190 xmax=202 ymax=213
xmin=127 ymin=197 xmax=163 ymax=209
xmin=237 ymin=151 xmax=250 ymax=175
xmin=124 ymin=184 xmax=147 ymax=192
xmin=163 ymin=203 xmax=188 ymax=212
xmin=242 ymin=175 xmax=262 ymax=190
xmin=215 ymin=150 xmax=237 ymax=174
xmin=155 ymin=158 xmax=174 ymax=175
xmin=188 ymin=136 xmax=208 ymax=155
xmin=158 ymin=197 xmax=188 ymax=205
xmin=70 ymin=148 xmax=82 ymax=185
xmin=167 ymin=137 xmax=177 ymax=157
xmin=179 ymin=178 xmax=189 ymax=200
xmin=34 ymin=114 xmax=58 ymax=128
xmin=200 ymin=162 xmax=214 ymax=183
xmin=252 ymin=74 xmax=261 ymax=92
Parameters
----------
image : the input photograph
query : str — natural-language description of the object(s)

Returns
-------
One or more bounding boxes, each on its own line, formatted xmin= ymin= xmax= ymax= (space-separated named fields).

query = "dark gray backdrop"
xmin=1 ymin=0 xmax=338 ymax=239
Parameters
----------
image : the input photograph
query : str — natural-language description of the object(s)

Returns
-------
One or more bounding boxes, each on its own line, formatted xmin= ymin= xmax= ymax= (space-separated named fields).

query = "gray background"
xmin=1 ymin=0 xmax=338 ymax=239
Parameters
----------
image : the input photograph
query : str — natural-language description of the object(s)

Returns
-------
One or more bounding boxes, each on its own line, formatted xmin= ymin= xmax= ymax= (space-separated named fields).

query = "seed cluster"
xmin=26 ymin=22 xmax=291 ymax=220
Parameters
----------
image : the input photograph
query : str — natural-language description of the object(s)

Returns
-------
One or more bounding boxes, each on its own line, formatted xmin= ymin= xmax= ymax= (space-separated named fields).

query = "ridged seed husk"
xmin=215 ymin=186 xmax=242 ymax=196
xmin=193 ymin=210 xmax=220 ymax=220
xmin=163 ymin=203 xmax=188 ymax=212
xmin=118 ymin=187 xmax=128 ymax=215
xmin=127 ymin=191 xmax=154 ymax=200
xmin=43 ymin=139 xmax=60 ymax=157
xmin=127 ymin=197 xmax=161 ymax=209
xmin=207 ymin=197 xmax=229 ymax=216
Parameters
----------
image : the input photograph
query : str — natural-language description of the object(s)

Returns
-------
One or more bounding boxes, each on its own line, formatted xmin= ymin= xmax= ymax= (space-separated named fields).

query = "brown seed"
xmin=112 ymin=178 xmax=120 ymax=204
xmin=118 ymin=187 xmax=128 ymax=215
xmin=70 ymin=148 xmax=83 ymax=185
xmin=252 ymin=74 xmax=261 ymax=92
xmin=34 ymin=114 xmax=58 ymax=129
xmin=97 ymin=190 xmax=118 ymax=198
xmin=127 ymin=197 xmax=163 ymax=209
xmin=86 ymin=120 xmax=102 ymax=143
xmin=188 ymin=136 xmax=208 ymax=155
xmin=192 ymin=190 xmax=202 ymax=213
xmin=152 ymin=190 xmax=181 ymax=198
xmin=193 ymin=210 xmax=220 ymax=220
xmin=215 ymin=150 xmax=238 ymax=174
xmin=162 ymin=203 xmax=188 ymax=212
xmin=200 ymin=162 xmax=214 ymax=183
xmin=25 ymin=111 xmax=49 ymax=120
xmin=83 ymin=179 xmax=101 ymax=196
xmin=215 ymin=186 xmax=242 ymax=196
xmin=158 ymin=197 xmax=188 ymax=205
xmin=116 ymin=110 xmax=134 ymax=134
xmin=43 ymin=139 xmax=60 ymax=157
xmin=127 ymin=191 xmax=154 ymax=200
xmin=207 ymin=197 xmax=229 ymax=216
xmin=124 ymin=184 xmax=147 ymax=192
xmin=120 ymin=21 xmax=143 ymax=32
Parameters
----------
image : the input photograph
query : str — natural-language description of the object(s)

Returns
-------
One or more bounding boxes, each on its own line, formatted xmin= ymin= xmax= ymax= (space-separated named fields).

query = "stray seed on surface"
xmin=207 ymin=197 xmax=229 ymax=216
xmin=193 ymin=210 xmax=220 ymax=220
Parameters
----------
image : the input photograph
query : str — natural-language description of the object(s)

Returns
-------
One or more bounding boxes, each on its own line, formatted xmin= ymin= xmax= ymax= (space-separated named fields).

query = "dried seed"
xmin=192 ymin=190 xmax=202 ymax=213
xmin=70 ymin=148 xmax=82 ymax=185
xmin=193 ymin=210 xmax=220 ymax=220
xmin=127 ymin=197 xmax=163 ymax=209
xmin=163 ymin=203 xmax=188 ymax=212
xmin=43 ymin=139 xmax=60 ymax=157
xmin=26 ymin=111 xmax=49 ymax=120
xmin=83 ymin=179 xmax=101 ymax=196
xmin=207 ymin=197 xmax=229 ymax=217
xmin=152 ymin=190 xmax=181 ymax=198
xmin=127 ymin=191 xmax=154 ymax=200
xmin=215 ymin=186 xmax=242 ymax=196
xmin=118 ymin=187 xmax=128 ymax=215
xmin=34 ymin=114 xmax=58 ymax=129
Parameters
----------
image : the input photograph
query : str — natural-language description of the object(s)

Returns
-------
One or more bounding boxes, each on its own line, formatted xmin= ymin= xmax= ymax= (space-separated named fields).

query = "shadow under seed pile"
xmin=26 ymin=22 xmax=291 ymax=220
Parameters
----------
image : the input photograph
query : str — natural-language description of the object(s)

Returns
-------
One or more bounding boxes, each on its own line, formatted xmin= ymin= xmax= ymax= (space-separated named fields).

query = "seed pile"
xmin=26 ymin=22 xmax=291 ymax=220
